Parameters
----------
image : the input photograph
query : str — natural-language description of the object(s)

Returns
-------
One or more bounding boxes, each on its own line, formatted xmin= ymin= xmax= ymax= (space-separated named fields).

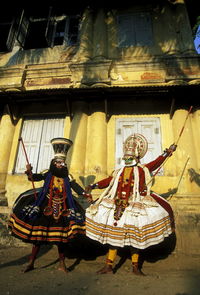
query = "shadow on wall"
xmin=79 ymin=175 xmax=96 ymax=187
xmin=188 ymin=168 xmax=200 ymax=186
xmin=160 ymin=187 xmax=178 ymax=200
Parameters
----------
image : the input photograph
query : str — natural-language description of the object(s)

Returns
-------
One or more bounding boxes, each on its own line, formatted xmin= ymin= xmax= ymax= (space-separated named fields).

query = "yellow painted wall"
xmin=0 ymin=110 xmax=15 ymax=191
xmin=0 ymin=2 xmax=199 ymax=209
xmin=4 ymin=109 xmax=200 ymax=207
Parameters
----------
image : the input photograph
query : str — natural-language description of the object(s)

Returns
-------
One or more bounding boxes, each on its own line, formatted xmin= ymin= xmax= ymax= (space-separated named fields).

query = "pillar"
xmin=0 ymin=106 xmax=15 ymax=192
xmin=92 ymin=9 xmax=107 ymax=60
xmin=85 ymin=110 xmax=107 ymax=184
xmin=74 ymin=8 xmax=93 ymax=61
xmin=68 ymin=101 xmax=88 ymax=183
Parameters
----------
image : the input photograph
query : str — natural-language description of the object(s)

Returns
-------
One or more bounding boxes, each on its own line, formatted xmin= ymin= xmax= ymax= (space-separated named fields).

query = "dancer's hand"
xmin=165 ymin=144 xmax=177 ymax=156
xmin=168 ymin=144 xmax=177 ymax=153
xmin=25 ymin=164 xmax=33 ymax=175
xmin=85 ymin=185 xmax=92 ymax=194
xmin=82 ymin=192 xmax=93 ymax=203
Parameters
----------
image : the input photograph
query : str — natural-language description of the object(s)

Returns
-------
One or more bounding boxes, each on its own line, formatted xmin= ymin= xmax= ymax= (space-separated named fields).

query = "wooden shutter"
xmin=37 ymin=118 xmax=65 ymax=172
xmin=118 ymin=14 xmax=134 ymax=47
xmin=0 ymin=12 xmax=23 ymax=52
xmin=15 ymin=119 xmax=43 ymax=173
xmin=6 ymin=20 xmax=17 ymax=51
xmin=118 ymin=12 xmax=153 ymax=47
xmin=45 ymin=7 xmax=56 ymax=48
xmin=16 ymin=11 xmax=30 ymax=48
xmin=15 ymin=117 xmax=65 ymax=173
xmin=115 ymin=118 xmax=162 ymax=169
xmin=134 ymin=13 xmax=153 ymax=46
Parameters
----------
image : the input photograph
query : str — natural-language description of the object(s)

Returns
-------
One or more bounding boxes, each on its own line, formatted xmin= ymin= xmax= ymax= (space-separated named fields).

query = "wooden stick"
xmin=18 ymin=137 xmax=37 ymax=200
xmin=167 ymin=157 xmax=190 ymax=201
xmin=175 ymin=106 xmax=193 ymax=146
xmin=147 ymin=106 xmax=193 ymax=183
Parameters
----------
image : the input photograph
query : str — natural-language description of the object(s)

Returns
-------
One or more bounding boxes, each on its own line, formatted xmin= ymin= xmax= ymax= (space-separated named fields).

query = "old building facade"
xmin=0 ymin=0 xmax=200 ymax=252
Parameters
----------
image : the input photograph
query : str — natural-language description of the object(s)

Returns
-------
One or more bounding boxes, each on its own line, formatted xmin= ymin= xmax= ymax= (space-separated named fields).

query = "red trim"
xmin=151 ymin=193 xmax=175 ymax=230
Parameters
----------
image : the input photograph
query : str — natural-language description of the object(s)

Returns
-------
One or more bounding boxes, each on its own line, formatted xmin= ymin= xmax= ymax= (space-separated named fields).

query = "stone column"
xmin=85 ymin=110 xmax=107 ymax=185
xmin=0 ymin=106 xmax=15 ymax=203
xmin=74 ymin=8 xmax=93 ymax=61
xmin=92 ymin=9 xmax=107 ymax=60
xmin=68 ymin=101 xmax=88 ymax=184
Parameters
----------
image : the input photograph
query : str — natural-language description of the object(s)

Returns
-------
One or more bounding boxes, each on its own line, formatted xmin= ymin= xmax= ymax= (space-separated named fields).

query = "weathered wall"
xmin=0 ymin=1 xmax=200 ymax=253
xmin=3 ymin=109 xmax=200 ymax=205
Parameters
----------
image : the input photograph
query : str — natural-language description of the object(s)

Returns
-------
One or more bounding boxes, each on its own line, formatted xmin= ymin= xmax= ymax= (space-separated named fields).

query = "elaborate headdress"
xmin=51 ymin=137 xmax=73 ymax=160
xmin=123 ymin=133 xmax=148 ymax=159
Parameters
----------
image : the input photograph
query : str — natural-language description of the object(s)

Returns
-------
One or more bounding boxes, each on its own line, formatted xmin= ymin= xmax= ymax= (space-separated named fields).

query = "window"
xmin=22 ymin=19 xmax=50 ymax=49
xmin=0 ymin=12 xmax=22 ymax=52
xmin=17 ymin=8 xmax=80 ymax=50
xmin=67 ymin=16 xmax=80 ymax=46
xmin=15 ymin=117 xmax=65 ymax=173
xmin=0 ymin=6 xmax=81 ymax=51
xmin=47 ymin=15 xmax=80 ymax=48
xmin=115 ymin=118 xmax=162 ymax=171
xmin=117 ymin=12 xmax=153 ymax=48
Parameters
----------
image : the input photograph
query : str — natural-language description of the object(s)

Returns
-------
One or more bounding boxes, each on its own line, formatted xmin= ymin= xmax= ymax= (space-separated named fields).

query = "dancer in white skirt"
xmin=85 ymin=134 xmax=176 ymax=275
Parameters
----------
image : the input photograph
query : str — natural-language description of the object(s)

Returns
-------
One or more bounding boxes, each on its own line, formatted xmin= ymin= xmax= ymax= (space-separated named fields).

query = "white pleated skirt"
xmin=86 ymin=195 xmax=173 ymax=249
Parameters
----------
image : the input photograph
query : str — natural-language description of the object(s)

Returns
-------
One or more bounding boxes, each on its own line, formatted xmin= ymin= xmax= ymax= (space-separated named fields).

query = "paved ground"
xmin=0 ymin=235 xmax=200 ymax=295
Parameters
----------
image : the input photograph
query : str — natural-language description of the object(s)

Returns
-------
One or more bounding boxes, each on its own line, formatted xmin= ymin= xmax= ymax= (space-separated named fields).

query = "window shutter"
xmin=115 ymin=118 xmax=162 ymax=169
xmin=16 ymin=12 xmax=30 ymax=47
xmin=15 ymin=120 xmax=43 ymax=173
xmin=0 ymin=13 xmax=22 ymax=52
xmin=45 ymin=7 xmax=55 ymax=48
xmin=137 ymin=119 xmax=161 ymax=164
xmin=118 ymin=14 xmax=134 ymax=47
xmin=118 ymin=12 xmax=153 ymax=47
xmin=63 ymin=17 xmax=70 ymax=44
xmin=134 ymin=13 xmax=153 ymax=46
xmin=6 ymin=20 xmax=17 ymax=51
xmin=37 ymin=118 xmax=65 ymax=172
xmin=15 ymin=117 xmax=65 ymax=174
xmin=45 ymin=19 xmax=56 ymax=48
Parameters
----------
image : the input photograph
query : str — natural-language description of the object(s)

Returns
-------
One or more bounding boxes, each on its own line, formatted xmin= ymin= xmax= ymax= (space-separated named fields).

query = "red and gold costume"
xmin=86 ymin=134 xmax=176 ymax=275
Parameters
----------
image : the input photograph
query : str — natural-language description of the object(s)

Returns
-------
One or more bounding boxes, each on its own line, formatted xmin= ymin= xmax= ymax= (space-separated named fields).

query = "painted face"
xmin=54 ymin=159 xmax=66 ymax=168
xmin=122 ymin=155 xmax=134 ymax=165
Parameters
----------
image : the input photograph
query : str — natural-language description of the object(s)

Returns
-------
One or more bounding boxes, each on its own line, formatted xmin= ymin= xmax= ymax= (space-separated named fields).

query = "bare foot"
xmin=58 ymin=260 xmax=68 ymax=274
xmin=22 ymin=264 xmax=34 ymax=273
xmin=97 ymin=264 xmax=113 ymax=274
xmin=132 ymin=263 xmax=146 ymax=276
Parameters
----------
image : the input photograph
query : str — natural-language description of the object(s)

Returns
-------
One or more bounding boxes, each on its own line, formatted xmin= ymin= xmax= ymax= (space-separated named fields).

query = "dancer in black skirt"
xmin=8 ymin=138 xmax=91 ymax=273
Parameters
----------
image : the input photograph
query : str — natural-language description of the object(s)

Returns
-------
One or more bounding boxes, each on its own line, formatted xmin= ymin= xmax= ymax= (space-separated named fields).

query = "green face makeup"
xmin=123 ymin=156 xmax=134 ymax=165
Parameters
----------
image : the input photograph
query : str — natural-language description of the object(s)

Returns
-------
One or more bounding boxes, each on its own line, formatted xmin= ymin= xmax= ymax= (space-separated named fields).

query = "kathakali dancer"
xmin=9 ymin=137 xmax=91 ymax=273
xmin=85 ymin=134 xmax=176 ymax=275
